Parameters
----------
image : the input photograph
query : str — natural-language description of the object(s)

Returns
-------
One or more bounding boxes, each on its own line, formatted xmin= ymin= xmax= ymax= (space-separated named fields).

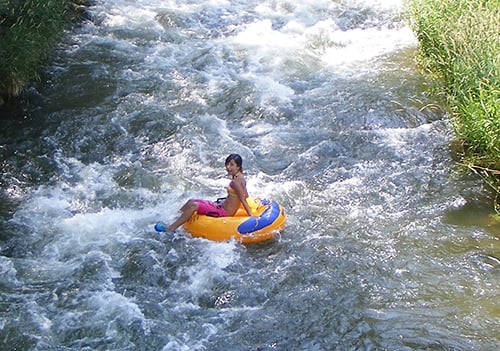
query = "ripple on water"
xmin=1 ymin=0 xmax=499 ymax=350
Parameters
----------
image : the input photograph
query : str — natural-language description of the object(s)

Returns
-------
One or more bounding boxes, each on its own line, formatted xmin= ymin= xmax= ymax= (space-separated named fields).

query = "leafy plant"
xmin=406 ymin=0 xmax=500 ymax=206
xmin=0 ymin=0 xmax=75 ymax=100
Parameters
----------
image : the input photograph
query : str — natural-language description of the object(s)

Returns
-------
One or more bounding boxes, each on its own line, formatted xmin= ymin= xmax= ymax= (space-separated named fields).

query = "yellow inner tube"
xmin=183 ymin=197 xmax=286 ymax=244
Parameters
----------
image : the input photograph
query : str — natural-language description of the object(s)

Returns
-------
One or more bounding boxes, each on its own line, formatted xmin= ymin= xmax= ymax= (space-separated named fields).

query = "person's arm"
xmin=232 ymin=179 xmax=253 ymax=216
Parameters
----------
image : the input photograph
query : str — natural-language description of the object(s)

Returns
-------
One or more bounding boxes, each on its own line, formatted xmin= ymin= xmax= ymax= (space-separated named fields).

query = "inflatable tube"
xmin=183 ymin=197 xmax=286 ymax=244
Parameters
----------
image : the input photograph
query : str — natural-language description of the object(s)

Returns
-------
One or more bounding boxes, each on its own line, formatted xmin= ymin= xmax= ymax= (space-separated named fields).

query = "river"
xmin=1 ymin=0 xmax=499 ymax=350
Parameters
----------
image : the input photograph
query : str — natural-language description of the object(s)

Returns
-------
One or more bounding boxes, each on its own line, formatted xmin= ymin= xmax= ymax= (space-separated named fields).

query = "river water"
xmin=1 ymin=0 xmax=499 ymax=350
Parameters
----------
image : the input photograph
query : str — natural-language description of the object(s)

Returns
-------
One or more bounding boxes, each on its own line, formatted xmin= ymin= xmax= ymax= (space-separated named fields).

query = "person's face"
xmin=226 ymin=159 xmax=240 ymax=176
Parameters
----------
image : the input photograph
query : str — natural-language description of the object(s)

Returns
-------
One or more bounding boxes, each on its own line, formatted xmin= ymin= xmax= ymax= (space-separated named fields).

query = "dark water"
xmin=1 ymin=0 xmax=499 ymax=350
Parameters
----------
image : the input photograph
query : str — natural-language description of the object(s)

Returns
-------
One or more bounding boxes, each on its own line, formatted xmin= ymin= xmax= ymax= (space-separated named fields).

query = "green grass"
xmin=0 ymin=0 xmax=74 ymax=101
xmin=406 ymin=0 xmax=500 ymax=170
xmin=406 ymin=0 xmax=500 ymax=214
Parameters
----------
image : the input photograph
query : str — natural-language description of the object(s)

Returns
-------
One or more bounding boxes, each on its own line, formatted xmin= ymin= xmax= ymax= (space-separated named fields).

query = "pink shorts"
xmin=193 ymin=200 xmax=228 ymax=217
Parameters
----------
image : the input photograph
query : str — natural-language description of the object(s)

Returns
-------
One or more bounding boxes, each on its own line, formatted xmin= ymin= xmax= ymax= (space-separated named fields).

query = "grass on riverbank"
xmin=0 ymin=0 xmax=88 ymax=104
xmin=406 ymin=0 xmax=500 ymax=170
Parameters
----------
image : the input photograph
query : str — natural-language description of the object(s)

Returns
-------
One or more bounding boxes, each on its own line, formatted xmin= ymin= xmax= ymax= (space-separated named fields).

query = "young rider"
xmin=163 ymin=154 xmax=252 ymax=232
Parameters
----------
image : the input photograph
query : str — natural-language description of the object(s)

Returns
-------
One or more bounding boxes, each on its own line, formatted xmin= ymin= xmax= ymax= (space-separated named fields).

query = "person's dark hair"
xmin=225 ymin=154 xmax=243 ymax=171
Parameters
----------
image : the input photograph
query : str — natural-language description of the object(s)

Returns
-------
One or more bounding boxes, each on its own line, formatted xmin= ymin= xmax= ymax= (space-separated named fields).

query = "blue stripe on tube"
xmin=237 ymin=199 xmax=280 ymax=234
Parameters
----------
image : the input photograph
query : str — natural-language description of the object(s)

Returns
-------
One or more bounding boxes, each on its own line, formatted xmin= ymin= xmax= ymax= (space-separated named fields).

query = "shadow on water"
xmin=444 ymin=199 xmax=500 ymax=237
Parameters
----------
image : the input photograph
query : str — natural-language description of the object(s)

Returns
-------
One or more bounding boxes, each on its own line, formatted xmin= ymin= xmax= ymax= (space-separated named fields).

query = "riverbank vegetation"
xmin=406 ymin=0 xmax=500 ymax=209
xmin=0 ymin=0 xmax=91 ymax=105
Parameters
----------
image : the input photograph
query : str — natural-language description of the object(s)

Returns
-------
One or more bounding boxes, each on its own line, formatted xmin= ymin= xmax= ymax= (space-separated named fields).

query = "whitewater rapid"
xmin=1 ymin=0 xmax=499 ymax=350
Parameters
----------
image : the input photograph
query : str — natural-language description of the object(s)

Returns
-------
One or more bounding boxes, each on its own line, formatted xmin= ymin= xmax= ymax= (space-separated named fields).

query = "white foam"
xmin=248 ymin=74 xmax=295 ymax=106
xmin=321 ymin=26 xmax=416 ymax=70
xmin=373 ymin=123 xmax=435 ymax=152
xmin=175 ymin=241 xmax=239 ymax=299
xmin=225 ymin=0 xmax=414 ymax=81
xmin=0 ymin=256 xmax=20 ymax=287
xmin=86 ymin=290 xmax=149 ymax=338
xmin=103 ymin=4 xmax=161 ymax=32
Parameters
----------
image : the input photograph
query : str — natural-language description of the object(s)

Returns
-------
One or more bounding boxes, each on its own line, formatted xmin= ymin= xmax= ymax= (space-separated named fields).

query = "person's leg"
xmin=167 ymin=200 xmax=199 ymax=231
xmin=195 ymin=200 xmax=227 ymax=217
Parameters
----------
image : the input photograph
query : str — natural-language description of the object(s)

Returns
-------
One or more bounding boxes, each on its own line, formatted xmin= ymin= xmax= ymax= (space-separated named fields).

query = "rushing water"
xmin=1 ymin=0 xmax=499 ymax=350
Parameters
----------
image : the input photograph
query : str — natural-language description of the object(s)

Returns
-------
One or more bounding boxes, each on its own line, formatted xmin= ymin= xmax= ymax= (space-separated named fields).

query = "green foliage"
xmin=406 ymin=0 xmax=500 ymax=170
xmin=0 ymin=0 xmax=72 ymax=98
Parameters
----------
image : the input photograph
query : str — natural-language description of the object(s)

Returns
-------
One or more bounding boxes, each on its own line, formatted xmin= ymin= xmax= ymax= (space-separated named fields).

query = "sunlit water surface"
xmin=1 ymin=0 xmax=499 ymax=350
